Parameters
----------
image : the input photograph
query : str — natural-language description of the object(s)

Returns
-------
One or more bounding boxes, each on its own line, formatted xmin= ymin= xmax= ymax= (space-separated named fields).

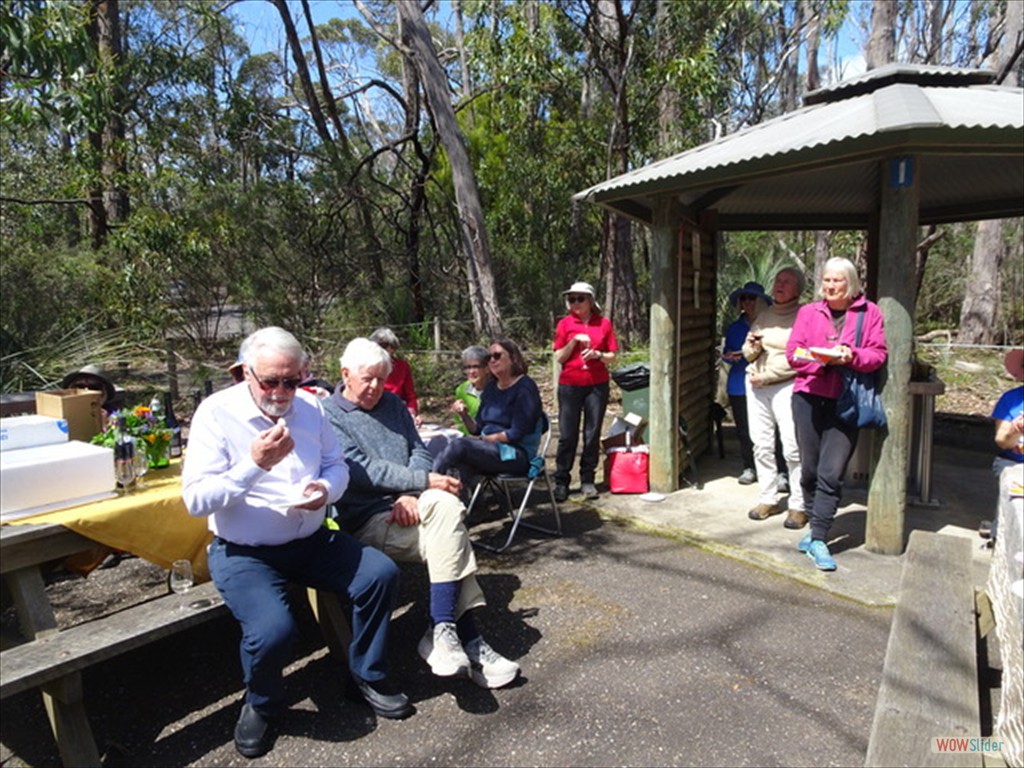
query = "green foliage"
xmin=1 ymin=0 xmax=1021 ymax=396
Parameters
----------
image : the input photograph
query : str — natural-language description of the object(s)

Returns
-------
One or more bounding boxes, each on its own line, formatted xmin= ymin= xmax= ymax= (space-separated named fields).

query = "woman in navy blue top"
xmin=433 ymin=338 xmax=542 ymax=486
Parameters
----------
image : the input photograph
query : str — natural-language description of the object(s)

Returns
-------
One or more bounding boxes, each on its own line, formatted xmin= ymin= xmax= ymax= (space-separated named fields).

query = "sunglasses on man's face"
xmin=250 ymin=370 xmax=302 ymax=391
xmin=567 ymin=294 xmax=590 ymax=303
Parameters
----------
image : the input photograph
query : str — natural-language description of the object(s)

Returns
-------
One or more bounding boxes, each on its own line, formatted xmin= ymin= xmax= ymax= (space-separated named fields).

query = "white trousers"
xmin=745 ymin=378 xmax=804 ymax=511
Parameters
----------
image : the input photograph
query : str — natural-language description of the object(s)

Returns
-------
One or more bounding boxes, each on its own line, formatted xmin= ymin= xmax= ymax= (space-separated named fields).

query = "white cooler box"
xmin=0 ymin=441 xmax=115 ymax=521
xmin=0 ymin=414 xmax=70 ymax=451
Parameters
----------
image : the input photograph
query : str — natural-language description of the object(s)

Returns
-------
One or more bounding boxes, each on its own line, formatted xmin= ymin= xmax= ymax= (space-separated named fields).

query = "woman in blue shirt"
xmin=433 ymin=338 xmax=542 ymax=486
xmin=723 ymin=281 xmax=770 ymax=485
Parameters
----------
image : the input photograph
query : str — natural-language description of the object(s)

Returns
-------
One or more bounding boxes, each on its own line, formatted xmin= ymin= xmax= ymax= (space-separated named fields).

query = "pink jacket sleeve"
xmin=848 ymin=301 xmax=887 ymax=373
xmin=785 ymin=305 xmax=825 ymax=375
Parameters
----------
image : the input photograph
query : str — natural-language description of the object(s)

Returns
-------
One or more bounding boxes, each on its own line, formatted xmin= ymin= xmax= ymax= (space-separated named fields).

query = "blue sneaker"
xmin=797 ymin=531 xmax=812 ymax=553
xmin=806 ymin=540 xmax=836 ymax=571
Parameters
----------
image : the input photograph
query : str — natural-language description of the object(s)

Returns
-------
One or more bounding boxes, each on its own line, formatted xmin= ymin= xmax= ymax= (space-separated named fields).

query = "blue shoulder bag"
xmin=835 ymin=311 xmax=887 ymax=429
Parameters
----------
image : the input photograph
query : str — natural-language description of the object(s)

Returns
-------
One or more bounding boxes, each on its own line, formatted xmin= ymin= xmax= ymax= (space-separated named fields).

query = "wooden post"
xmin=648 ymin=198 xmax=680 ymax=492
xmin=433 ymin=316 xmax=441 ymax=351
xmin=866 ymin=156 xmax=919 ymax=555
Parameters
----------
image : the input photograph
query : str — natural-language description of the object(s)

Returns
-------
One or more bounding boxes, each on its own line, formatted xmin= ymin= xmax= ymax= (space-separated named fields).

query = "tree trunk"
xmin=865 ymin=0 xmax=896 ymax=69
xmin=957 ymin=221 xmax=1006 ymax=344
xmin=271 ymin=0 xmax=339 ymax=165
xmin=594 ymin=0 xmax=643 ymax=344
xmin=655 ymin=0 xmax=681 ymax=155
xmin=452 ymin=0 xmax=473 ymax=112
xmin=395 ymin=0 xmax=503 ymax=339
xmin=957 ymin=0 xmax=1018 ymax=343
xmin=803 ymin=0 xmax=821 ymax=92
xmin=95 ymin=0 xmax=128 ymax=225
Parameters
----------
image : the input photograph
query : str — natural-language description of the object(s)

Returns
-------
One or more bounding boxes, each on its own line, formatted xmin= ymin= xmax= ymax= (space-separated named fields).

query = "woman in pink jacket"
xmin=785 ymin=257 xmax=887 ymax=571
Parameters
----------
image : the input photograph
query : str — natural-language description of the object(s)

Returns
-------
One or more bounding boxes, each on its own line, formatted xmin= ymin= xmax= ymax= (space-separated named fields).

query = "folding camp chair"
xmin=466 ymin=414 xmax=562 ymax=553
xmin=679 ymin=416 xmax=702 ymax=490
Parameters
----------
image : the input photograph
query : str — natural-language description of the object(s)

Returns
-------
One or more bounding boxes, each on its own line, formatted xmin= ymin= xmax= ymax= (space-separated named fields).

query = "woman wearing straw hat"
xmin=552 ymin=281 xmax=618 ymax=502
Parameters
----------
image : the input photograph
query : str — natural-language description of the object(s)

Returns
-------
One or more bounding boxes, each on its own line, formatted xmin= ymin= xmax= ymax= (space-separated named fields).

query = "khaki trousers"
xmin=354 ymin=489 xmax=485 ymax=618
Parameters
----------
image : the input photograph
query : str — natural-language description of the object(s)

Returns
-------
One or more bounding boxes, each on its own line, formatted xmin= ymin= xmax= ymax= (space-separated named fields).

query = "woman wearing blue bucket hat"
xmin=722 ymin=282 xmax=771 ymax=485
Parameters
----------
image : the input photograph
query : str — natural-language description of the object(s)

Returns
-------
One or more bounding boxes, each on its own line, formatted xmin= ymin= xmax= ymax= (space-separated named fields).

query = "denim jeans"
xmin=555 ymin=382 xmax=610 ymax=487
xmin=792 ymin=391 xmax=859 ymax=541
xmin=208 ymin=526 xmax=400 ymax=716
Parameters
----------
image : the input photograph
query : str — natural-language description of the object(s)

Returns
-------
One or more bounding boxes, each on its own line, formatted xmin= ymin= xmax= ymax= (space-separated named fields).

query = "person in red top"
xmin=370 ymin=327 xmax=420 ymax=425
xmin=552 ymin=281 xmax=618 ymax=501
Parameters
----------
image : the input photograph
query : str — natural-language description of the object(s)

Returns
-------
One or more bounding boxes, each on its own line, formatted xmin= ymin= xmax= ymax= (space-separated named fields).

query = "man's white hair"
xmin=241 ymin=326 xmax=308 ymax=369
xmin=340 ymin=337 xmax=393 ymax=375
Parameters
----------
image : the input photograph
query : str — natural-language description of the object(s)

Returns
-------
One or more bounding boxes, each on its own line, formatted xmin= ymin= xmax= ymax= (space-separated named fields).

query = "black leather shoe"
xmin=353 ymin=677 xmax=414 ymax=719
xmin=234 ymin=703 xmax=272 ymax=759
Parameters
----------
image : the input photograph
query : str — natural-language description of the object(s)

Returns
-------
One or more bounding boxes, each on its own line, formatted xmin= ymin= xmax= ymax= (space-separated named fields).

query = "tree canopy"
xmin=1 ymin=0 xmax=1020 ymax=392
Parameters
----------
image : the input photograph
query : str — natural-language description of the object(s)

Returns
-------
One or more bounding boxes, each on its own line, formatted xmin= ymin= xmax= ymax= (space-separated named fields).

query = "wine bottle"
xmin=113 ymin=412 xmax=136 ymax=490
xmin=164 ymin=392 xmax=183 ymax=458
xmin=149 ymin=393 xmax=163 ymax=423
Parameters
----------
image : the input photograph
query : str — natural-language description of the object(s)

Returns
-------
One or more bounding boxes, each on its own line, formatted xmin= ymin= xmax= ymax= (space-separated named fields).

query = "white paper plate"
xmin=640 ymin=492 xmax=666 ymax=503
xmin=809 ymin=346 xmax=842 ymax=358
xmin=283 ymin=489 xmax=326 ymax=508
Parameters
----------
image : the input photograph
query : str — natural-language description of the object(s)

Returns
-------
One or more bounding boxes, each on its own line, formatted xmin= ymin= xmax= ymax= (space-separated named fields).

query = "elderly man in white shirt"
xmin=183 ymin=327 xmax=410 ymax=760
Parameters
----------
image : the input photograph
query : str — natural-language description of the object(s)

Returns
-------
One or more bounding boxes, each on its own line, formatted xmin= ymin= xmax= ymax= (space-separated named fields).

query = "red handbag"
xmin=606 ymin=444 xmax=650 ymax=494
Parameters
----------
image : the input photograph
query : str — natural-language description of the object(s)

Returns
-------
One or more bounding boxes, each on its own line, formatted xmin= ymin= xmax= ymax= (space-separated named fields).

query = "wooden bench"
xmin=0 ymin=580 xmax=227 ymax=700
xmin=1 ymin=574 xmax=350 ymax=767
xmin=865 ymin=530 xmax=983 ymax=768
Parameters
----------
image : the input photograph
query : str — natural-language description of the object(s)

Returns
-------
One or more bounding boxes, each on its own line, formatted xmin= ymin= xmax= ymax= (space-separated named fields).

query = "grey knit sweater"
xmin=322 ymin=386 xmax=433 ymax=532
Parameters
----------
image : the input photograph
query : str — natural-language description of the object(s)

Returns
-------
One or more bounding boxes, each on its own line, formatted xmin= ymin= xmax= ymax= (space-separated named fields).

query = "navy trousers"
xmin=208 ymin=526 xmax=400 ymax=716
xmin=792 ymin=391 xmax=859 ymax=541
xmin=555 ymin=382 xmax=609 ymax=487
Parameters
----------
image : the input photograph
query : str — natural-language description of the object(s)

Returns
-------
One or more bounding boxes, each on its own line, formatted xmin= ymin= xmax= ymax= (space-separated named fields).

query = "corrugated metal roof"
xmin=574 ymin=66 xmax=1024 ymax=230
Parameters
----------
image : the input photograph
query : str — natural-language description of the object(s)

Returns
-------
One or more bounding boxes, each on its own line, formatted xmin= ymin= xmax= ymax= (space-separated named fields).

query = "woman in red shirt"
xmin=552 ymin=282 xmax=618 ymax=501
xmin=370 ymin=327 xmax=420 ymax=424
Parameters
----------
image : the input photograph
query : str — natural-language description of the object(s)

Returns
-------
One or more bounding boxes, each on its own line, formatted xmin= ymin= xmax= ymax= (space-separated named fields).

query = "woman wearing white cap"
xmin=552 ymin=281 xmax=618 ymax=501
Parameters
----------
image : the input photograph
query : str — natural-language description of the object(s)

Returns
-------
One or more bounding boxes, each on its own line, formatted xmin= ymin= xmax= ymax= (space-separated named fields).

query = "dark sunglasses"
xmin=488 ymin=351 xmax=504 ymax=361
xmin=251 ymin=370 xmax=302 ymax=391
xmin=567 ymin=294 xmax=590 ymax=303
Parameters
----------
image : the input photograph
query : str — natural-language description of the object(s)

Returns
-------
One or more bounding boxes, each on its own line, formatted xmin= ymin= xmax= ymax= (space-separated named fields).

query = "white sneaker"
xmin=417 ymin=622 xmax=470 ymax=677
xmin=464 ymin=636 xmax=520 ymax=689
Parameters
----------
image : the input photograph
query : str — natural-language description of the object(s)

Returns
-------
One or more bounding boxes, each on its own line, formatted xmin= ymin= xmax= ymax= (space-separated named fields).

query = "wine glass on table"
xmin=132 ymin=437 xmax=149 ymax=490
xmin=169 ymin=559 xmax=194 ymax=611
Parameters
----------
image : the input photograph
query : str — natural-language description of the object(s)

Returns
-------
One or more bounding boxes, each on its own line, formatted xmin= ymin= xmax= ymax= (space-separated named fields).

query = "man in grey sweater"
xmin=323 ymin=337 xmax=520 ymax=689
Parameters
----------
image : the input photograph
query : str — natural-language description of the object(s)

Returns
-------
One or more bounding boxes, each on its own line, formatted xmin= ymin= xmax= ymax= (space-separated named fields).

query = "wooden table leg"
xmin=43 ymin=675 xmax=102 ymax=767
xmin=5 ymin=567 xmax=102 ymax=766
xmin=306 ymin=588 xmax=352 ymax=691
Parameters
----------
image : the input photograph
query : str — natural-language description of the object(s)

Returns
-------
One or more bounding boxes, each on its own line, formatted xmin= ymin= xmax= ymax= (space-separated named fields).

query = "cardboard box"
xmin=35 ymin=389 xmax=104 ymax=443
xmin=0 ymin=415 xmax=69 ymax=451
xmin=601 ymin=413 xmax=648 ymax=452
xmin=0 ymin=440 xmax=115 ymax=520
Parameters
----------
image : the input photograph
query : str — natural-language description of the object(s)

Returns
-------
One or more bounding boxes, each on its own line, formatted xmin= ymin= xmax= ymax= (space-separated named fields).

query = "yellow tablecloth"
xmin=4 ymin=459 xmax=212 ymax=581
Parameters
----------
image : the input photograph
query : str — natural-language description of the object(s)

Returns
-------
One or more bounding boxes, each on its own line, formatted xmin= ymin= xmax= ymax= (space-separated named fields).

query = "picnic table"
xmin=1 ymin=458 xmax=350 ymax=767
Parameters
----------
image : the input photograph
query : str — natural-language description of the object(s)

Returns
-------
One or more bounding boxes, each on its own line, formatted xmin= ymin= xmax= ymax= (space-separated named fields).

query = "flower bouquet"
xmin=91 ymin=405 xmax=172 ymax=468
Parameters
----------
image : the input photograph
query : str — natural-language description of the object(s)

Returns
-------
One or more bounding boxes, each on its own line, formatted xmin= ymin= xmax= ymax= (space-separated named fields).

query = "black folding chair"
xmin=678 ymin=416 xmax=702 ymax=490
xmin=466 ymin=414 xmax=562 ymax=553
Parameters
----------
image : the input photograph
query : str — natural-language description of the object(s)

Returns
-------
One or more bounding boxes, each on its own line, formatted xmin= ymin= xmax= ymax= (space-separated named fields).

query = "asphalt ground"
xmin=0 ymin=501 xmax=893 ymax=768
